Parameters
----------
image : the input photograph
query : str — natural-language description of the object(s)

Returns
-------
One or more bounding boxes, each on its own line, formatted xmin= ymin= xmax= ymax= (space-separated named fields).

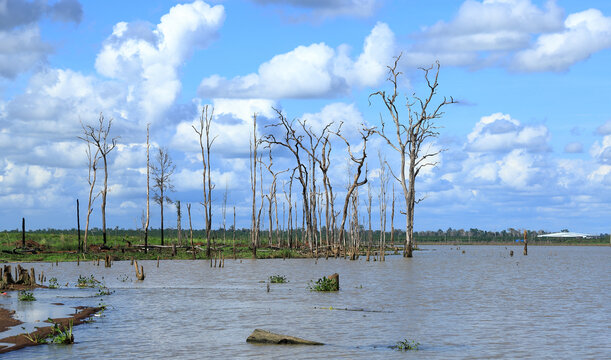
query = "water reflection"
xmin=1 ymin=245 xmax=609 ymax=359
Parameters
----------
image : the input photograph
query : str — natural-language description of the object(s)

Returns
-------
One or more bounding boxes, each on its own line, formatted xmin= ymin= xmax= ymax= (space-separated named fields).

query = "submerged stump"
xmin=246 ymin=329 xmax=323 ymax=345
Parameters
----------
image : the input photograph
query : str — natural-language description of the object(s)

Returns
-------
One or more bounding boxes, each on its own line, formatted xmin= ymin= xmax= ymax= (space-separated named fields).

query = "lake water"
xmin=1 ymin=245 xmax=609 ymax=359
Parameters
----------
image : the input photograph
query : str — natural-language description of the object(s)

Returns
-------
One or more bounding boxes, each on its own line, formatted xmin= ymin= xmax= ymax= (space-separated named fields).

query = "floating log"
xmin=246 ymin=329 xmax=323 ymax=345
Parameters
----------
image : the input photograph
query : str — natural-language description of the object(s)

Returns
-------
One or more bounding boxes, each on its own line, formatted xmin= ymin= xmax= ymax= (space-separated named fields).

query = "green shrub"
xmin=393 ymin=339 xmax=420 ymax=351
xmin=269 ymin=274 xmax=287 ymax=283
xmin=18 ymin=291 xmax=36 ymax=301
xmin=48 ymin=277 xmax=59 ymax=289
xmin=308 ymin=276 xmax=338 ymax=291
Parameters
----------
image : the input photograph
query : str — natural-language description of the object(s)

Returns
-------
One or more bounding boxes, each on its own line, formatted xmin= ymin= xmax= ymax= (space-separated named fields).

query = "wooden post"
xmin=21 ymin=217 xmax=25 ymax=248
xmin=76 ymin=199 xmax=81 ymax=252
xmin=157 ymin=256 xmax=160 ymax=268
xmin=523 ymin=230 xmax=528 ymax=256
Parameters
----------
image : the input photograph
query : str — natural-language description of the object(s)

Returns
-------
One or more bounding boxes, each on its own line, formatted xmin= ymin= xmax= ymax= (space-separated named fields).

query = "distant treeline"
xmin=2 ymin=227 xmax=608 ymax=244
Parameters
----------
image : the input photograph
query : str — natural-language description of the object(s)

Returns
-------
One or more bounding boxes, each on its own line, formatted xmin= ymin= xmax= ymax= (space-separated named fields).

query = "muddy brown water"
xmin=0 ymin=245 xmax=609 ymax=359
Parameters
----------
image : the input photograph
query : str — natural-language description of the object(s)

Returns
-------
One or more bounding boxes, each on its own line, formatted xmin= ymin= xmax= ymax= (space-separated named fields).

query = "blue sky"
xmin=1 ymin=0 xmax=611 ymax=234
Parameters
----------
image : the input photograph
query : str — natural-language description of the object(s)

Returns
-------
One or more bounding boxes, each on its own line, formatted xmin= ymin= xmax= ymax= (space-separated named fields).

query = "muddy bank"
xmin=0 ymin=306 xmax=103 ymax=354
xmin=0 ymin=307 xmax=23 ymax=333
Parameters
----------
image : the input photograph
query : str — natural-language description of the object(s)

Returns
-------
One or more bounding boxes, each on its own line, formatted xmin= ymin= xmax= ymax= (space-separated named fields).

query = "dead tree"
xmin=261 ymin=148 xmax=288 ymax=247
xmin=334 ymin=127 xmax=374 ymax=252
xmin=222 ymin=183 xmax=228 ymax=245
xmin=79 ymin=114 xmax=117 ymax=248
xmin=264 ymin=109 xmax=313 ymax=251
xmin=390 ymin=183 xmax=395 ymax=247
xmin=176 ymin=201 xmax=182 ymax=246
xmin=145 ymin=124 xmax=151 ymax=253
xmin=370 ymin=55 xmax=455 ymax=257
xmin=187 ymin=203 xmax=195 ymax=258
xmin=193 ymin=105 xmax=217 ymax=257
xmin=366 ymin=166 xmax=373 ymax=259
xmin=151 ymin=147 xmax=175 ymax=246
xmin=250 ymin=114 xmax=260 ymax=258
xmin=282 ymin=170 xmax=296 ymax=248
xmin=378 ymin=151 xmax=389 ymax=261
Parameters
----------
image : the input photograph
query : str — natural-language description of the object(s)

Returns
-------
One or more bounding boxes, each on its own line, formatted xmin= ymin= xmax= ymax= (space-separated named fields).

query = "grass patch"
xmin=18 ymin=291 xmax=36 ymax=301
xmin=308 ymin=276 xmax=338 ymax=291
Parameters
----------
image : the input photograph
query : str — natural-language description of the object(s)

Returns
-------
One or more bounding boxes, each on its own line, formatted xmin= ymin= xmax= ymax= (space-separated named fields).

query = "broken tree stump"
xmin=246 ymin=329 xmax=323 ymax=345
xmin=134 ymin=261 xmax=145 ymax=280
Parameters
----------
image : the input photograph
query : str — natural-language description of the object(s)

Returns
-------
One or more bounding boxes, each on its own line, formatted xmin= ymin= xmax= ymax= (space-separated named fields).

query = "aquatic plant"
xmin=48 ymin=277 xmax=60 ymax=289
xmin=23 ymin=329 xmax=46 ymax=344
xmin=96 ymin=286 xmax=113 ymax=296
xmin=393 ymin=339 xmax=420 ymax=351
xmin=50 ymin=320 xmax=74 ymax=344
xmin=77 ymin=274 xmax=101 ymax=288
xmin=308 ymin=276 xmax=338 ymax=291
xmin=18 ymin=291 xmax=36 ymax=301
xmin=269 ymin=274 xmax=287 ymax=283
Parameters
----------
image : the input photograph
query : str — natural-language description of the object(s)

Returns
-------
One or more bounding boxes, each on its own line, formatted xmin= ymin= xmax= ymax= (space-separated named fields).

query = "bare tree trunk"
xmin=250 ymin=114 xmax=258 ymax=258
xmin=21 ymin=217 xmax=25 ymax=248
xmin=193 ymin=106 xmax=216 ymax=258
xmin=223 ymin=183 xmax=227 ymax=246
xmin=145 ymin=124 xmax=150 ymax=253
xmin=187 ymin=203 xmax=194 ymax=259
xmin=176 ymin=201 xmax=182 ymax=246
xmin=76 ymin=199 xmax=81 ymax=252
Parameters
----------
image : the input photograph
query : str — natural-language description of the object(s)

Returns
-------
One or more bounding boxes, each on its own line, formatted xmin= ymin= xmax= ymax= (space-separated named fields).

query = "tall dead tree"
xmin=193 ymin=105 xmax=216 ymax=258
xmin=334 ymin=127 xmax=374 ymax=252
xmin=145 ymin=124 xmax=151 ymax=253
xmin=222 ymin=183 xmax=228 ymax=245
xmin=250 ymin=114 xmax=260 ymax=258
xmin=79 ymin=114 xmax=116 ymax=248
xmin=370 ymin=55 xmax=455 ymax=257
xmin=151 ymin=147 xmax=175 ymax=246
xmin=378 ymin=152 xmax=389 ymax=261
xmin=264 ymin=109 xmax=313 ymax=251
xmin=176 ymin=201 xmax=182 ymax=246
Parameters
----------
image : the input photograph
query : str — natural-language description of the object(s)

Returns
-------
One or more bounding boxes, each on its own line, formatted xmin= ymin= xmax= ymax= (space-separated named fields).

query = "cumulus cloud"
xmin=198 ymin=22 xmax=394 ymax=99
xmin=404 ymin=0 xmax=611 ymax=72
xmin=590 ymin=135 xmax=611 ymax=164
xmin=250 ymin=0 xmax=378 ymax=19
xmin=513 ymin=9 xmax=611 ymax=72
xmin=95 ymin=0 xmax=225 ymax=121
xmin=403 ymin=0 xmax=563 ymax=68
xmin=466 ymin=113 xmax=549 ymax=153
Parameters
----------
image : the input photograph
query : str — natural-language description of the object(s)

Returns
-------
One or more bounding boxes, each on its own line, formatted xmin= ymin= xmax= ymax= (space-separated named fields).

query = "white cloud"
xmin=198 ymin=22 xmax=395 ymax=99
xmin=95 ymin=0 xmax=225 ymax=121
xmin=513 ymin=9 xmax=611 ymax=72
xmin=590 ymin=135 xmax=611 ymax=164
xmin=0 ymin=0 xmax=82 ymax=78
xmin=403 ymin=0 xmax=563 ymax=68
xmin=0 ymin=25 xmax=50 ymax=78
xmin=466 ymin=112 xmax=549 ymax=153
xmin=250 ymin=0 xmax=378 ymax=19
xmin=564 ymin=142 xmax=583 ymax=153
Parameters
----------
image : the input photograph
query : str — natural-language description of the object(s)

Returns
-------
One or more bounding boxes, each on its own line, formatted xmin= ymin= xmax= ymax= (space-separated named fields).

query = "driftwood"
xmin=246 ymin=329 xmax=323 ymax=345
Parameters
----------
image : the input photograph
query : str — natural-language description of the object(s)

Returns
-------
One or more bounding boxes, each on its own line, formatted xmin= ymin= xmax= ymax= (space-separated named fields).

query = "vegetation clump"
xmin=18 ymin=291 xmax=36 ymax=301
xmin=76 ymin=274 xmax=101 ymax=288
xmin=392 ymin=339 xmax=420 ymax=351
xmin=48 ymin=277 xmax=59 ymax=289
xmin=269 ymin=274 xmax=287 ymax=283
xmin=308 ymin=276 xmax=338 ymax=291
